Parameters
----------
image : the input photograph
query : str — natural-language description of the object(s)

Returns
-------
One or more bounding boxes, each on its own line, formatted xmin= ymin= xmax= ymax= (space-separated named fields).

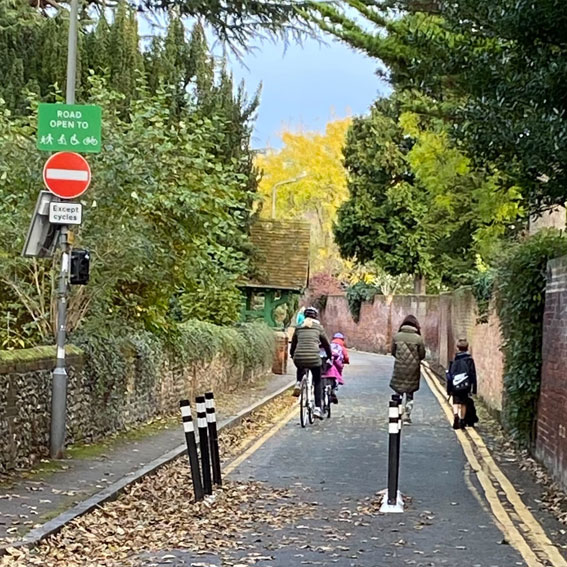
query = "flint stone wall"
xmin=0 ymin=344 xmax=271 ymax=472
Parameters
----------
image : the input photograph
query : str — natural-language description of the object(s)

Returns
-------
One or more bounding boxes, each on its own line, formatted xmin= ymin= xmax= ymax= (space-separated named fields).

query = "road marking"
xmin=423 ymin=369 xmax=542 ymax=566
xmin=224 ymin=405 xmax=299 ymax=476
xmin=423 ymin=366 xmax=567 ymax=567
xmin=45 ymin=168 xmax=89 ymax=181
xmin=468 ymin=417 xmax=567 ymax=565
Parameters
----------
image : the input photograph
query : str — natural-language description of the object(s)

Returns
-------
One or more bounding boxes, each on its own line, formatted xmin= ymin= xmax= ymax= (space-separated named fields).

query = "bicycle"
xmin=300 ymin=371 xmax=333 ymax=427
xmin=321 ymin=377 xmax=334 ymax=419
xmin=300 ymin=369 xmax=315 ymax=428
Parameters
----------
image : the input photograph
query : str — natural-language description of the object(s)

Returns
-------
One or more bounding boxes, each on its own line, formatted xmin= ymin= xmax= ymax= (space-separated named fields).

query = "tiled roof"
xmin=246 ymin=219 xmax=311 ymax=291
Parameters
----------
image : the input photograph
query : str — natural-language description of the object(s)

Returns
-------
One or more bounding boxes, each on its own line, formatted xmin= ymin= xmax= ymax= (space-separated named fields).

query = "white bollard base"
xmin=379 ymin=489 xmax=404 ymax=513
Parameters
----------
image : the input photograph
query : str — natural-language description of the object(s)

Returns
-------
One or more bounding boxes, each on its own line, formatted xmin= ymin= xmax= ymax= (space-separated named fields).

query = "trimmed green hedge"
xmin=69 ymin=320 xmax=275 ymax=434
xmin=71 ymin=320 xmax=275 ymax=401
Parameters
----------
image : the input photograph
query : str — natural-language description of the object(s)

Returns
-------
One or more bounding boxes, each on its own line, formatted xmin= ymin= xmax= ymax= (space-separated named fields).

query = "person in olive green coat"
xmin=390 ymin=314 xmax=426 ymax=424
xmin=290 ymin=306 xmax=333 ymax=419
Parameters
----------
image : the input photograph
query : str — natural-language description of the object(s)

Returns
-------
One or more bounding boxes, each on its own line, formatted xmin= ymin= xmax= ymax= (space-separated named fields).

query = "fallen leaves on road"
xmin=1 ymin=392 xmax=304 ymax=567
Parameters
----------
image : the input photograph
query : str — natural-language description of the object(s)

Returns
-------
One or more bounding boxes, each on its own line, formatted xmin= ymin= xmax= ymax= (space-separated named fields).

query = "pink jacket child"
xmin=322 ymin=342 xmax=346 ymax=385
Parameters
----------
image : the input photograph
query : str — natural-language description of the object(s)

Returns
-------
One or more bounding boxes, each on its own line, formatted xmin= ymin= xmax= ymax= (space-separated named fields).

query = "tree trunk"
xmin=413 ymin=275 xmax=426 ymax=295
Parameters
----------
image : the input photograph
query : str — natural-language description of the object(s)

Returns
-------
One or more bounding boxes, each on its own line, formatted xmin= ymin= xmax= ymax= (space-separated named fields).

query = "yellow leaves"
xmin=399 ymin=111 xmax=421 ymax=137
xmin=256 ymin=118 xmax=352 ymax=273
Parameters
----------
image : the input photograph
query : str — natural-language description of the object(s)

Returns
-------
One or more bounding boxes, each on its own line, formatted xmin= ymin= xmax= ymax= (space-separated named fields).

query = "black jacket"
xmin=447 ymin=352 xmax=477 ymax=395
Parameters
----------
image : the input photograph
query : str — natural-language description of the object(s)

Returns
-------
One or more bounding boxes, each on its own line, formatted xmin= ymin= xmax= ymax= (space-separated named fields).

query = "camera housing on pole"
xmin=22 ymin=191 xmax=60 ymax=258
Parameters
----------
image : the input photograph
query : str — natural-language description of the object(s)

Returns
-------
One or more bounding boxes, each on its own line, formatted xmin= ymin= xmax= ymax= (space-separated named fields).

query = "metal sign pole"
xmin=50 ymin=0 xmax=78 ymax=459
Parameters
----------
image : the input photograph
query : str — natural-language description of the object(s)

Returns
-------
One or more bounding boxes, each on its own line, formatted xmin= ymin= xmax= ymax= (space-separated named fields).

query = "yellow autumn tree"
xmin=256 ymin=118 xmax=351 ymax=273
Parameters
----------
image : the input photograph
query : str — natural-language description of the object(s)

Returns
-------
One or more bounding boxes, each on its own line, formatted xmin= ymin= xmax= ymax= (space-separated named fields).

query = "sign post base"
xmin=379 ymin=489 xmax=404 ymax=513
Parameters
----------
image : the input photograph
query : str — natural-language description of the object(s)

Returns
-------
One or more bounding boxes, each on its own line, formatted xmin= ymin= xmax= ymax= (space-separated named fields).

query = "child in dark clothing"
xmin=447 ymin=338 xmax=477 ymax=430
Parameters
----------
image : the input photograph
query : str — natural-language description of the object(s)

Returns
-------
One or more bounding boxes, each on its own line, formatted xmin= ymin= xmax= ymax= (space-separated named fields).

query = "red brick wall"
xmin=536 ymin=257 xmax=567 ymax=485
xmin=471 ymin=306 xmax=504 ymax=413
xmin=437 ymin=288 xmax=504 ymax=414
xmin=319 ymin=289 xmax=505 ymax=413
xmin=319 ymin=294 xmax=440 ymax=360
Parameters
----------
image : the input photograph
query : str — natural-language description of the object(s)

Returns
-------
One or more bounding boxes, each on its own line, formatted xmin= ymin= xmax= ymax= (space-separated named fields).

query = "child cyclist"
xmin=447 ymin=338 xmax=477 ymax=429
xmin=322 ymin=333 xmax=350 ymax=404
xmin=331 ymin=332 xmax=350 ymax=365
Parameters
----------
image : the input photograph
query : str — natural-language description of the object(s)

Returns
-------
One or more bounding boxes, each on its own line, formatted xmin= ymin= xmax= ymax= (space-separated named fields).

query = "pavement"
xmin=134 ymin=352 xmax=567 ymax=567
xmin=0 ymin=370 xmax=295 ymax=545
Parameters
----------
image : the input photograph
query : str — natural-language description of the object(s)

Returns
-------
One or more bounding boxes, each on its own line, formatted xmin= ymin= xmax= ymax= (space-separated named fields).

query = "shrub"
xmin=495 ymin=230 xmax=567 ymax=447
xmin=346 ymin=281 xmax=381 ymax=322
xmin=472 ymin=269 xmax=496 ymax=324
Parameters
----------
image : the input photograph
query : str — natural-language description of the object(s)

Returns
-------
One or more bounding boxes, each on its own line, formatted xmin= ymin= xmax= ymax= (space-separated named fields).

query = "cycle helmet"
xmin=304 ymin=306 xmax=319 ymax=319
xmin=333 ymin=332 xmax=344 ymax=339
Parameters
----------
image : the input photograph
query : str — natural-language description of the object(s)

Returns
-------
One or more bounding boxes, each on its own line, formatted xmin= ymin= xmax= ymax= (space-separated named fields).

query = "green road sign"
xmin=37 ymin=103 xmax=102 ymax=153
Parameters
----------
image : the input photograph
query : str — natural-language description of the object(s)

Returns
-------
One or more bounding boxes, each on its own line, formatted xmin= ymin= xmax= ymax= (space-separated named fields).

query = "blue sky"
xmin=230 ymin=37 xmax=389 ymax=149
xmin=138 ymin=15 xmax=389 ymax=150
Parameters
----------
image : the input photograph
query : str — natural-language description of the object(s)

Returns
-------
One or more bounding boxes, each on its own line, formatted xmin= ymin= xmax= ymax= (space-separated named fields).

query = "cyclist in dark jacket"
xmin=290 ymin=306 xmax=332 ymax=419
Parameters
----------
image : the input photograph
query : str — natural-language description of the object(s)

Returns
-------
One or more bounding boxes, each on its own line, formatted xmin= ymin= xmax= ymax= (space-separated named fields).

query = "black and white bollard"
xmin=196 ymin=395 xmax=213 ymax=495
xmin=205 ymin=392 xmax=222 ymax=486
xmin=380 ymin=395 xmax=404 ymax=513
xmin=393 ymin=393 xmax=403 ymax=466
xmin=179 ymin=400 xmax=204 ymax=502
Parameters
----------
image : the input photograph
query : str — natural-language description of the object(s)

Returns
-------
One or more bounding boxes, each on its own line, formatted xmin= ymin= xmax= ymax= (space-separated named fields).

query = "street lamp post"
xmin=270 ymin=173 xmax=308 ymax=220
xmin=50 ymin=0 xmax=79 ymax=460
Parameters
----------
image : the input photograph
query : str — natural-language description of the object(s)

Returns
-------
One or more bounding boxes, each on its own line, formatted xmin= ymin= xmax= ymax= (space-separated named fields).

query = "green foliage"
xmin=30 ymin=0 xmax=312 ymax=53
xmin=336 ymin=99 xmax=433 ymax=280
xmin=71 ymin=320 xmax=274 ymax=435
xmin=334 ymin=98 xmax=523 ymax=286
xmin=311 ymin=0 xmax=567 ymax=213
xmin=0 ymin=7 xmax=261 ymax=348
xmin=346 ymin=281 xmax=381 ymax=322
xmin=495 ymin=230 xmax=567 ymax=447
xmin=471 ymin=269 xmax=495 ymax=324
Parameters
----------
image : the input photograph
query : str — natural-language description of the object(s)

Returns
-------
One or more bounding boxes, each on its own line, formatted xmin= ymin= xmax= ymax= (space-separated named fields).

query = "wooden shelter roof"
xmin=245 ymin=219 xmax=310 ymax=291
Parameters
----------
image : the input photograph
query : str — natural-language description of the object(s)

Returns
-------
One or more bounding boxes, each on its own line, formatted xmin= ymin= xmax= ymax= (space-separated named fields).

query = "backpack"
xmin=330 ymin=342 xmax=344 ymax=364
xmin=449 ymin=356 xmax=472 ymax=393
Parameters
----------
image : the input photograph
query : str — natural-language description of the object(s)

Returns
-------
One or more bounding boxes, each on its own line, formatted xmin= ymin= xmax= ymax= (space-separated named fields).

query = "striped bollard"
xmin=380 ymin=395 xmax=404 ymax=513
xmin=205 ymin=392 xmax=222 ymax=486
xmin=393 ymin=393 xmax=403 ymax=471
xmin=387 ymin=398 xmax=400 ymax=505
xmin=179 ymin=400 xmax=204 ymax=502
xmin=196 ymin=395 xmax=213 ymax=495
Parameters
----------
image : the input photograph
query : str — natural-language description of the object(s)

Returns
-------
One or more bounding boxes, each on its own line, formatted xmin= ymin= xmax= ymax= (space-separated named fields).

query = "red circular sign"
xmin=43 ymin=152 xmax=91 ymax=199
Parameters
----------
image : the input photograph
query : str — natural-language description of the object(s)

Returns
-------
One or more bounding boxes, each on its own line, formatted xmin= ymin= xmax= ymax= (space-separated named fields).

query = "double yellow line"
xmin=423 ymin=364 xmax=567 ymax=567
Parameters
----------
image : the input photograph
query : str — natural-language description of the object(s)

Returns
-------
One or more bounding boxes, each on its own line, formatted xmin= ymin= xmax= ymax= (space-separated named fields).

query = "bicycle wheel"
xmin=307 ymin=372 xmax=315 ymax=424
xmin=325 ymin=385 xmax=331 ymax=419
xmin=300 ymin=379 xmax=308 ymax=428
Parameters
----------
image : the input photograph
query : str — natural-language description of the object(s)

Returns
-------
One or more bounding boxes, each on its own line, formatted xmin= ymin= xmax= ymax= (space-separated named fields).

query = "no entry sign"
xmin=43 ymin=152 xmax=91 ymax=199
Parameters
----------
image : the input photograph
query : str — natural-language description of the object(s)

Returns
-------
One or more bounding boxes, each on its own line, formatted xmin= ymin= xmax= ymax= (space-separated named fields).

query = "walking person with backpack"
xmin=390 ymin=315 xmax=426 ymax=424
xmin=447 ymin=338 xmax=478 ymax=430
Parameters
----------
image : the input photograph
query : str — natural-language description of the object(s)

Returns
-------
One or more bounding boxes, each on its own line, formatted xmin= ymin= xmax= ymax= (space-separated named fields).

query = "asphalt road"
xmin=136 ymin=352 xmax=529 ymax=567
